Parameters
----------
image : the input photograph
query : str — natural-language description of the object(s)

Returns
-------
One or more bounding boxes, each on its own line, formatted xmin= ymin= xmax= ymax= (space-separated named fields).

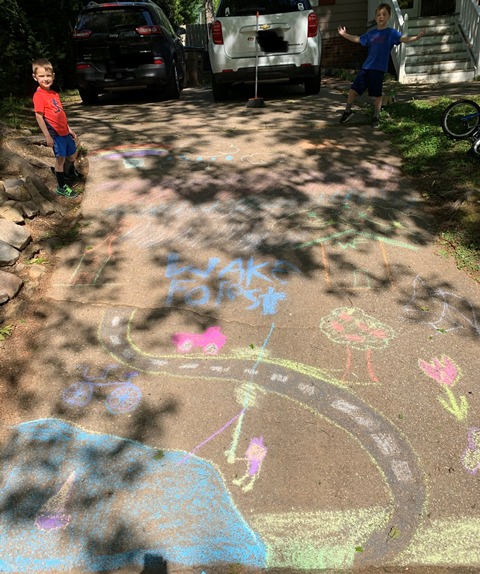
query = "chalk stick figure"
xmin=232 ymin=437 xmax=267 ymax=493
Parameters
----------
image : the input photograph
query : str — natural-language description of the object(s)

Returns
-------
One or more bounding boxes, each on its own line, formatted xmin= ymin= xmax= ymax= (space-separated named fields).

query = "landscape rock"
xmin=5 ymin=184 xmax=31 ymax=202
xmin=25 ymin=176 xmax=51 ymax=200
xmin=0 ymin=269 xmax=23 ymax=301
xmin=0 ymin=240 xmax=20 ymax=266
xmin=19 ymin=201 xmax=40 ymax=219
xmin=0 ymin=202 xmax=24 ymax=223
xmin=0 ymin=132 xmax=83 ymax=308
xmin=3 ymin=178 xmax=25 ymax=189
xmin=0 ymin=218 xmax=31 ymax=250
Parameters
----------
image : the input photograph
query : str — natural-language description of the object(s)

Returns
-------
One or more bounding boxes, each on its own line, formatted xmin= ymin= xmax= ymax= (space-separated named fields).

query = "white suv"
xmin=208 ymin=0 xmax=321 ymax=101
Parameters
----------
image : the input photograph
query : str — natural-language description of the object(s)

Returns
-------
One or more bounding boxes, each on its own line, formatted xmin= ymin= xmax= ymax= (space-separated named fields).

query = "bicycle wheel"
xmin=62 ymin=382 xmax=93 ymax=408
xmin=105 ymin=383 xmax=141 ymax=414
xmin=441 ymin=99 xmax=480 ymax=139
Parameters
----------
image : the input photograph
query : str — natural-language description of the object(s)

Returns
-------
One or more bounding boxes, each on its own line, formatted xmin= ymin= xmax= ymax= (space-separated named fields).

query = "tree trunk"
xmin=204 ymin=0 xmax=215 ymax=23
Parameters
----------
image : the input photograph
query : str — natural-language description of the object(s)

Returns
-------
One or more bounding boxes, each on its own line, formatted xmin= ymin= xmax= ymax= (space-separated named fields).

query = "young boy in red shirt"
xmin=32 ymin=58 xmax=81 ymax=198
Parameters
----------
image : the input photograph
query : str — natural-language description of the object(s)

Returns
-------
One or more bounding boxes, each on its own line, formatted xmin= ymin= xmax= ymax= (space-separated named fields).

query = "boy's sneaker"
xmin=56 ymin=184 xmax=79 ymax=198
xmin=340 ymin=110 xmax=354 ymax=124
xmin=371 ymin=117 xmax=380 ymax=129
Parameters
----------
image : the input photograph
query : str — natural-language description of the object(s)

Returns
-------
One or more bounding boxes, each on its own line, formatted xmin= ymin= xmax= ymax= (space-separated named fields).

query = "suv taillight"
xmin=307 ymin=13 xmax=318 ymax=38
xmin=73 ymin=30 xmax=92 ymax=39
xmin=211 ymin=20 xmax=223 ymax=45
xmin=136 ymin=25 xmax=163 ymax=35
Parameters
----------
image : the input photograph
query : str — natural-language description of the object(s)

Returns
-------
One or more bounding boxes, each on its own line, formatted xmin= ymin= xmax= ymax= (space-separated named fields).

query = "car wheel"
xmin=164 ymin=63 xmax=180 ymax=100
xmin=212 ymin=76 xmax=229 ymax=102
xmin=204 ymin=343 xmax=219 ymax=355
xmin=178 ymin=339 xmax=193 ymax=352
xmin=79 ymin=87 xmax=99 ymax=105
xmin=304 ymin=71 xmax=321 ymax=96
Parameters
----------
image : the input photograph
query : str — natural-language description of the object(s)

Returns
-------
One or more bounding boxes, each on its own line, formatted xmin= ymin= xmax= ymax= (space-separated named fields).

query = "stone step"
xmin=402 ymin=68 xmax=476 ymax=84
xmin=405 ymin=51 xmax=472 ymax=63
xmin=405 ymin=59 xmax=474 ymax=73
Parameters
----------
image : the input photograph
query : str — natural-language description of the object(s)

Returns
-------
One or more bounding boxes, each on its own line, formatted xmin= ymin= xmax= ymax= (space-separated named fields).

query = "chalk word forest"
xmin=165 ymin=253 xmax=301 ymax=316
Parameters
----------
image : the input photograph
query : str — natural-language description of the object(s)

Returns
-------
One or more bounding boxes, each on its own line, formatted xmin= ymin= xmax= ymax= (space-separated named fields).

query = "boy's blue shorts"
xmin=351 ymin=68 xmax=385 ymax=97
xmin=53 ymin=134 xmax=77 ymax=158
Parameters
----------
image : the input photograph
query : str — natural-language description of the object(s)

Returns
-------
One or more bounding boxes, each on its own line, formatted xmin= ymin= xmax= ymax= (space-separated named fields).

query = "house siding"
xmin=315 ymin=0 xmax=369 ymax=69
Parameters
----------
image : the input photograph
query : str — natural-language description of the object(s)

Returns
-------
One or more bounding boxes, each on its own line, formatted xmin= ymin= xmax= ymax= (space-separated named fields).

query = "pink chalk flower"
xmin=418 ymin=355 xmax=460 ymax=387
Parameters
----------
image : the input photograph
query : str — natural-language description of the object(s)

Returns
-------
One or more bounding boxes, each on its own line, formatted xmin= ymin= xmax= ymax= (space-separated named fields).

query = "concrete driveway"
xmin=1 ymin=79 xmax=480 ymax=574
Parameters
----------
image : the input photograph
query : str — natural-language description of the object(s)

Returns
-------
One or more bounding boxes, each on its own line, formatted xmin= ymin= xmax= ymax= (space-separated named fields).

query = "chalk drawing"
xmin=92 ymin=143 xmax=286 ymax=169
xmin=0 ymin=419 xmax=266 ymax=571
xmin=319 ymin=308 xmax=395 ymax=383
xmin=173 ymin=322 xmax=273 ymax=495
xmin=66 ymin=229 xmax=120 ymax=287
xmin=232 ymin=437 xmax=268 ymax=492
xmin=62 ymin=364 xmax=141 ymax=415
xmin=35 ymin=471 xmax=75 ymax=531
xmin=252 ymin=511 xmax=480 ymax=569
xmin=225 ymin=325 xmax=274 ymax=472
xmin=98 ymin=306 xmax=426 ymax=566
xmin=123 ymin=157 xmax=144 ymax=169
xmin=99 ymin=194 xmax=298 ymax=253
xmin=172 ymin=326 xmax=226 ymax=355
xmin=91 ymin=144 xmax=170 ymax=161
xmin=270 ymin=203 xmax=424 ymax=290
xmin=241 ymin=153 xmax=287 ymax=165
xmin=418 ymin=356 xmax=468 ymax=421
xmin=277 ymin=205 xmax=423 ymax=252
xmin=463 ymin=428 xmax=480 ymax=474
xmin=403 ymin=276 xmax=480 ymax=336
xmin=177 ymin=409 xmax=245 ymax=465
xmin=165 ymin=253 xmax=300 ymax=316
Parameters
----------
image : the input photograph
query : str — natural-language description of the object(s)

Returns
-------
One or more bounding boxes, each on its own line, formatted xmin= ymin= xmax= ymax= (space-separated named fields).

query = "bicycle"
xmin=441 ymin=99 xmax=480 ymax=156
xmin=62 ymin=364 xmax=141 ymax=414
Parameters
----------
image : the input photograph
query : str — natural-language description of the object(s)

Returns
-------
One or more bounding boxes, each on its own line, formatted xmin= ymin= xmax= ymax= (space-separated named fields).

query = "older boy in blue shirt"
xmin=338 ymin=3 xmax=425 ymax=128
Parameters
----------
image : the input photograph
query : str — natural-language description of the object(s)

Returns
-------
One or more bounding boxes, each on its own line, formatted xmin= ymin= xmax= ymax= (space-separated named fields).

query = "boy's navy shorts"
xmin=53 ymin=134 xmax=76 ymax=158
xmin=351 ymin=68 xmax=385 ymax=97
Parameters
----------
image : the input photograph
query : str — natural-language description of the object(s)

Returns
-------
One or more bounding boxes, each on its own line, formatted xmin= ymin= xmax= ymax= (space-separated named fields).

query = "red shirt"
xmin=33 ymin=87 xmax=69 ymax=136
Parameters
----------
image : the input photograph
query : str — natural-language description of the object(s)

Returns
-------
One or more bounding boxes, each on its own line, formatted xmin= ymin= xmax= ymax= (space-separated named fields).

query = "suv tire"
xmin=212 ymin=77 xmax=229 ymax=102
xmin=164 ymin=63 xmax=180 ymax=100
xmin=304 ymin=71 xmax=321 ymax=96
xmin=79 ymin=87 xmax=99 ymax=105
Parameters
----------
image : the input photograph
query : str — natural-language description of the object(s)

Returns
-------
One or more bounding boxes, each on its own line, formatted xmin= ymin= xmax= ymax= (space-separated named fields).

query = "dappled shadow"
xmin=1 ymin=78 xmax=480 ymax=573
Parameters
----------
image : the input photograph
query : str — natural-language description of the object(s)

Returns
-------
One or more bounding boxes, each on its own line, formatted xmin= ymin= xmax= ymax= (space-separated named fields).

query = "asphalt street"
xmin=1 ymin=78 xmax=480 ymax=574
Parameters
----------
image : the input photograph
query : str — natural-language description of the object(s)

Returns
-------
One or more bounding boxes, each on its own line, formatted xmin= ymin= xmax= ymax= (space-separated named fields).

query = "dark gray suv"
xmin=73 ymin=0 xmax=186 ymax=104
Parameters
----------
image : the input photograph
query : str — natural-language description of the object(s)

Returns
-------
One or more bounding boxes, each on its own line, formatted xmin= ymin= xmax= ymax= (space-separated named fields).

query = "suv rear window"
xmin=216 ymin=0 xmax=312 ymax=17
xmin=76 ymin=7 xmax=150 ymax=33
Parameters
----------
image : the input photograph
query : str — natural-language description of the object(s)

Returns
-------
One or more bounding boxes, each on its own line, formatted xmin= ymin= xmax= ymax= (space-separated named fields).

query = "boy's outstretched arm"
xmin=337 ymin=26 xmax=360 ymax=43
xmin=400 ymin=27 xmax=426 ymax=43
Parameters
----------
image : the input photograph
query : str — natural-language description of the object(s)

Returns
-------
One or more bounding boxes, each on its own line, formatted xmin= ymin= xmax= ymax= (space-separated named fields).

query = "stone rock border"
xmin=0 ymin=176 xmax=60 ymax=305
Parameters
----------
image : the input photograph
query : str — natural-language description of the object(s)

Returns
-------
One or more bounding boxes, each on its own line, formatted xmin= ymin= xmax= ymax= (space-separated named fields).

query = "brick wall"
xmin=314 ymin=0 xmax=369 ymax=69
xmin=321 ymin=36 xmax=367 ymax=69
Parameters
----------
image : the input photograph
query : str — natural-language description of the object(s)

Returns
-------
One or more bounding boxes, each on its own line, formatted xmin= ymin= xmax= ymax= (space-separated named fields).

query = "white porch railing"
xmin=368 ymin=0 xmax=408 ymax=81
xmin=457 ymin=0 xmax=480 ymax=76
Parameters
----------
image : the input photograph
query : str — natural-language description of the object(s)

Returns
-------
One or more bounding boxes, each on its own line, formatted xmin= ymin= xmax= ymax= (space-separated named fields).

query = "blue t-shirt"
xmin=360 ymin=27 xmax=402 ymax=72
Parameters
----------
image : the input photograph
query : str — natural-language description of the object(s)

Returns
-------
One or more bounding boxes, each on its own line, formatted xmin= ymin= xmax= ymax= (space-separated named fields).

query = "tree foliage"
xmin=0 ymin=0 xmax=203 ymax=100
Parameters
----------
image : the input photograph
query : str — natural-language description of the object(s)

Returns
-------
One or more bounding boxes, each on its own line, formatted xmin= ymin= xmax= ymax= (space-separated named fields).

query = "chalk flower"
xmin=418 ymin=355 xmax=460 ymax=387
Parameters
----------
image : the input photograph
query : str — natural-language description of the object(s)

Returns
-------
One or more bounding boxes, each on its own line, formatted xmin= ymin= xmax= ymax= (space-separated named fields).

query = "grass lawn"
xmin=381 ymin=92 xmax=480 ymax=282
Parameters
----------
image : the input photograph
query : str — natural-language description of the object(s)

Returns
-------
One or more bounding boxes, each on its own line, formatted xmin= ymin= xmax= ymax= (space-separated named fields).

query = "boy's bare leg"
xmin=55 ymin=156 xmax=66 ymax=172
xmin=373 ymin=95 xmax=383 ymax=118
xmin=345 ymin=89 xmax=357 ymax=111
